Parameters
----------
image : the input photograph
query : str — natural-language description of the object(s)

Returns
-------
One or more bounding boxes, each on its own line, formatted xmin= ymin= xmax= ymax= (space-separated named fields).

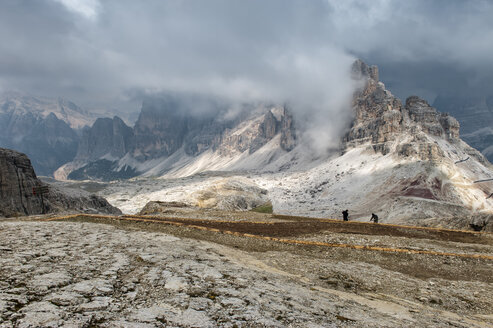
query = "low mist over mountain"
xmin=88 ymin=60 xmax=491 ymax=228
xmin=1 ymin=3 xmax=493 ymax=326
xmin=0 ymin=1 xmax=490 ymax=227
xmin=59 ymin=97 xmax=297 ymax=181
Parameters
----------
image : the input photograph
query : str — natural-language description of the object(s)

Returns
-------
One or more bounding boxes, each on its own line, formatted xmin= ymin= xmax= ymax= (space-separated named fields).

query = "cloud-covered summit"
xmin=1 ymin=0 xmax=492 ymax=108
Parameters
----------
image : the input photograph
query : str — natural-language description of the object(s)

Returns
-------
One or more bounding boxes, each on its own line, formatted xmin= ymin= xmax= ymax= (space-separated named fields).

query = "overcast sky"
xmin=1 ymin=0 xmax=493 ymax=113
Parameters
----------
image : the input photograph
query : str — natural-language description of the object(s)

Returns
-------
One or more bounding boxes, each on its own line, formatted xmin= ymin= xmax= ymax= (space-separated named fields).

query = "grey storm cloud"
xmin=1 ymin=0 xmax=492 ymax=113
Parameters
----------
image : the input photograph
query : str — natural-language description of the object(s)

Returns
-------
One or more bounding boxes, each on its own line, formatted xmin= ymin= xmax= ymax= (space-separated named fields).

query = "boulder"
xmin=192 ymin=178 xmax=269 ymax=211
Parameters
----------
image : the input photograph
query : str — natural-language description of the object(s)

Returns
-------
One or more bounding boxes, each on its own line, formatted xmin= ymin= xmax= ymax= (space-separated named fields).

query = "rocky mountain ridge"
xmin=328 ymin=60 xmax=493 ymax=223
xmin=60 ymin=59 xmax=492 ymax=184
xmin=2 ymin=60 xmax=492 ymax=181
xmin=0 ymin=92 xmax=96 ymax=129
xmin=60 ymin=99 xmax=297 ymax=181
xmin=96 ymin=60 xmax=493 ymax=228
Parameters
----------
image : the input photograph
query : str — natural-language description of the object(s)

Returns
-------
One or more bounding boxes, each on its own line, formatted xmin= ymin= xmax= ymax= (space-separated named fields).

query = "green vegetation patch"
xmin=250 ymin=202 xmax=273 ymax=214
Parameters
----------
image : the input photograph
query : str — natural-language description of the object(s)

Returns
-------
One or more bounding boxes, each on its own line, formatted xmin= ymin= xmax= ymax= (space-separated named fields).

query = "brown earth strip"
xmin=125 ymin=214 xmax=493 ymax=245
xmin=40 ymin=214 xmax=493 ymax=261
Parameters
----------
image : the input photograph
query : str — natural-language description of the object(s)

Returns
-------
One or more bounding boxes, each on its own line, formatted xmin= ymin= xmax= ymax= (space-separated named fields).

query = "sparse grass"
xmin=251 ymin=202 xmax=273 ymax=214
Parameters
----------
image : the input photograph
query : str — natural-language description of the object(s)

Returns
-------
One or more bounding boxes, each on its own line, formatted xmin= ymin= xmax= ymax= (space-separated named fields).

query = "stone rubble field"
xmin=0 ymin=220 xmax=492 ymax=327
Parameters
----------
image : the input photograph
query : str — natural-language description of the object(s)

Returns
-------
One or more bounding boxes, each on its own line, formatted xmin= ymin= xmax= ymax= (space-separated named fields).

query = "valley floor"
xmin=0 ymin=212 xmax=492 ymax=327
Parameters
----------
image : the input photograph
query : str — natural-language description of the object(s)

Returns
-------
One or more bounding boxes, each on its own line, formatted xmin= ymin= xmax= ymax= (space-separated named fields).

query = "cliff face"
xmin=216 ymin=105 xmax=296 ymax=156
xmin=75 ymin=116 xmax=134 ymax=162
xmin=0 ymin=110 xmax=79 ymax=176
xmin=0 ymin=148 xmax=45 ymax=217
xmin=346 ymin=61 xmax=404 ymax=149
xmin=132 ymin=97 xmax=189 ymax=161
xmin=65 ymin=97 xmax=298 ymax=180
xmin=131 ymin=98 xmax=296 ymax=161
xmin=345 ymin=60 xmax=469 ymax=163
xmin=405 ymin=96 xmax=460 ymax=140
xmin=0 ymin=147 xmax=121 ymax=217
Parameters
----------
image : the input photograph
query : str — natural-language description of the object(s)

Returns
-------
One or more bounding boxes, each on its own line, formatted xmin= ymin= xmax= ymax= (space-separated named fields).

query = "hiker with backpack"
xmin=342 ymin=209 xmax=349 ymax=221
xmin=370 ymin=213 xmax=379 ymax=223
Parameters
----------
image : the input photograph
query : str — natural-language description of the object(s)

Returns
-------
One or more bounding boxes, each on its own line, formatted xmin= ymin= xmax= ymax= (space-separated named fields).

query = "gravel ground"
xmin=0 ymin=219 xmax=492 ymax=327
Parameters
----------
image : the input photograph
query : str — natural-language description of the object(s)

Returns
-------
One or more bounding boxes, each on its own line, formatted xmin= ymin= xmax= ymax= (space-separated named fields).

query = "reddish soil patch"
xmin=401 ymin=187 xmax=437 ymax=199
xmin=397 ymin=175 xmax=442 ymax=200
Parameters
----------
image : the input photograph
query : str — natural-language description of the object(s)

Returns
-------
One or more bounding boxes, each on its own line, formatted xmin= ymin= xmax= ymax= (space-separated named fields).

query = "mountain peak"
xmin=351 ymin=59 xmax=379 ymax=82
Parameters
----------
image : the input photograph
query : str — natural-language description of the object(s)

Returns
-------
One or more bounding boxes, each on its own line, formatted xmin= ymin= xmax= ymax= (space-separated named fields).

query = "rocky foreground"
xmin=1 ymin=217 xmax=492 ymax=327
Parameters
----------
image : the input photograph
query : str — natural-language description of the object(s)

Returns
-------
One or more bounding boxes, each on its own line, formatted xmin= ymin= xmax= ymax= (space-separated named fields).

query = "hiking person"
xmin=342 ymin=210 xmax=349 ymax=221
xmin=370 ymin=213 xmax=379 ymax=223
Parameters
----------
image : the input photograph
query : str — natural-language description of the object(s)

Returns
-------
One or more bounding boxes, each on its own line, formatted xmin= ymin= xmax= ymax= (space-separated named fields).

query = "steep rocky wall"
xmin=67 ymin=99 xmax=299 ymax=180
xmin=75 ymin=116 xmax=134 ymax=162
xmin=132 ymin=98 xmax=297 ymax=160
xmin=405 ymin=96 xmax=459 ymax=140
xmin=345 ymin=60 xmax=404 ymax=150
xmin=345 ymin=60 xmax=475 ymax=163
xmin=0 ymin=148 xmax=45 ymax=217
xmin=0 ymin=147 xmax=121 ymax=217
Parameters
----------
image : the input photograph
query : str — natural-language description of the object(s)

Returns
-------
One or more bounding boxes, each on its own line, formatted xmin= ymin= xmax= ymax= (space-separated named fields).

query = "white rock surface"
xmin=1 ymin=220 xmax=491 ymax=327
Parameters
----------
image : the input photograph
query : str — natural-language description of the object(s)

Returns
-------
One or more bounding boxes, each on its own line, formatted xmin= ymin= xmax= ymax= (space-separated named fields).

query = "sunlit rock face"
xmin=345 ymin=60 xmax=405 ymax=150
xmin=345 ymin=60 xmax=470 ymax=162
xmin=405 ymin=96 xmax=460 ymax=140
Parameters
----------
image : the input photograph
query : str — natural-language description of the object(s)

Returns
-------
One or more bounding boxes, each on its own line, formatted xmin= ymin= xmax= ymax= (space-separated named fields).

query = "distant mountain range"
xmin=93 ymin=60 xmax=493 ymax=227
xmin=57 ymin=97 xmax=297 ymax=181
xmin=0 ymin=62 xmax=492 ymax=181
xmin=0 ymin=92 xmax=131 ymax=176
xmin=0 ymin=93 xmax=87 ymax=175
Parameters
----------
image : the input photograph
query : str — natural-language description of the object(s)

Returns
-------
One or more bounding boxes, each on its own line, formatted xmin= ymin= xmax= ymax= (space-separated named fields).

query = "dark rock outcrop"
xmin=0 ymin=148 xmax=45 ymax=217
xmin=280 ymin=107 xmax=297 ymax=151
xmin=68 ymin=159 xmax=137 ymax=181
xmin=0 ymin=147 xmax=121 ymax=217
xmin=45 ymin=186 xmax=122 ymax=215
xmin=75 ymin=116 xmax=134 ymax=162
